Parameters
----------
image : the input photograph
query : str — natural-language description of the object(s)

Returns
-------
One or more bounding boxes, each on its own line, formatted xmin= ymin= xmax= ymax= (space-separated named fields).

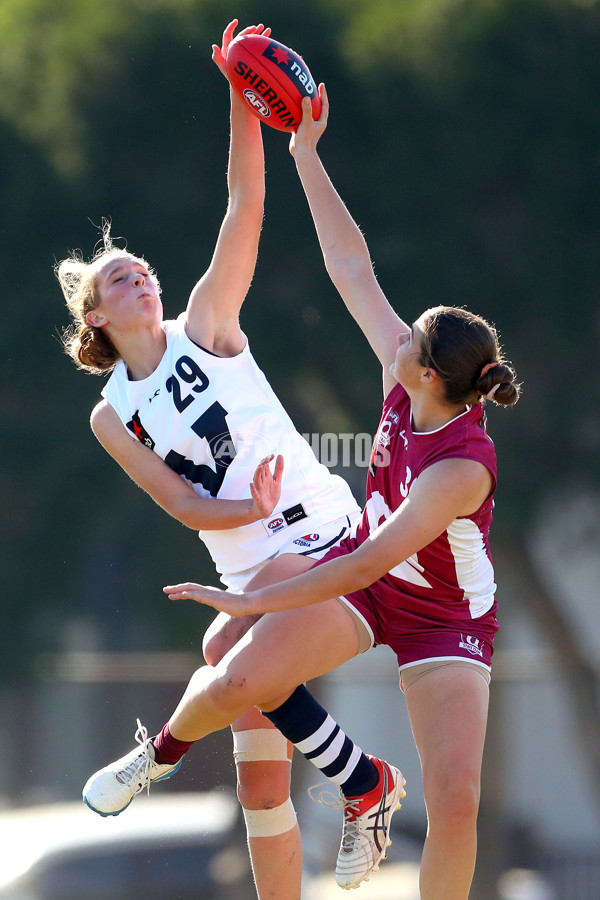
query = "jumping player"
xmin=80 ymin=86 xmax=520 ymax=898
xmin=57 ymin=24 xmax=367 ymax=900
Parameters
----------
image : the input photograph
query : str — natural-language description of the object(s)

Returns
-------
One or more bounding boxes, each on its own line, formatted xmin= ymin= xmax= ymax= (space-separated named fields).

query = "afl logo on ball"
xmin=243 ymin=89 xmax=271 ymax=118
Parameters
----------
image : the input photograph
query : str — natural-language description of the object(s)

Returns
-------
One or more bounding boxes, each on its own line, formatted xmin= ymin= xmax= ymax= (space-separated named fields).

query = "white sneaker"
xmin=310 ymin=755 xmax=406 ymax=890
xmin=83 ymin=719 xmax=182 ymax=817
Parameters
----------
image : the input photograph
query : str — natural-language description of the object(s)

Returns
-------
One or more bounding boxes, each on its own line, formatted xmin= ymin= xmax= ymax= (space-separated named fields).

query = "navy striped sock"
xmin=263 ymin=685 xmax=378 ymax=797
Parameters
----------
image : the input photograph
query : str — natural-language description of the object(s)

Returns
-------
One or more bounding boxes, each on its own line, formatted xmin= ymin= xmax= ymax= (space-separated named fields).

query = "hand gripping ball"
xmin=225 ymin=33 xmax=321 ymax=132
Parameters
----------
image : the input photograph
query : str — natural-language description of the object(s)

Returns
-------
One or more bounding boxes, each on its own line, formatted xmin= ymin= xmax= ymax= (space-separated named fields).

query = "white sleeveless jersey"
xmin=101 ymin=314 xmax=359 ymax=576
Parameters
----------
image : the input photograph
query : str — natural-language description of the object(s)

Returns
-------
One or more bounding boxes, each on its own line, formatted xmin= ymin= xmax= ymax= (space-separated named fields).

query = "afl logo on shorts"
xmin=263 ymin=515 xmax=287 ymax=537
xmin=243 ymin=89 xmax=271 ymax=118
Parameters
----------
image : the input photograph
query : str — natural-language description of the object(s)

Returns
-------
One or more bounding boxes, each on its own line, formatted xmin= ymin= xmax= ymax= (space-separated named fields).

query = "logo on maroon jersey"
xmin=369 ymin=410 xmax=399 ymax=476
xmin=380 ymin=411 xmax=399 ymax=445
xmin=127 ymin=410 xmax=155 ymax=450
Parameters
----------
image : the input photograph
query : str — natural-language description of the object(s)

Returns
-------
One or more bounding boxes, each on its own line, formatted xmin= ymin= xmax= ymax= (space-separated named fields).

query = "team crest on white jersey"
xmin=459 ymin=634 xmax=484 ymax=658
xmin=127 ymin=410 xmax=155 ymax=450
xmin=293 ymin=533 xmax=320 ymax=547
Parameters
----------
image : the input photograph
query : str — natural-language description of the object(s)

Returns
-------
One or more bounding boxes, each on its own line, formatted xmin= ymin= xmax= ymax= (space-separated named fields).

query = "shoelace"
xmin=308 ymin=782 xmax=345 ymax=810
xmin=308 ymin=782 xmax=362 ymax=852
xmin=116 ymin=718 xmax=154 ymax=796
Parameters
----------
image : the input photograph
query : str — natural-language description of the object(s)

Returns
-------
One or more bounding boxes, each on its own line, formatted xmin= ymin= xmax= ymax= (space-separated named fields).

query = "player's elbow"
xmin=346 ymin=544 xmax=394 ymax=592
xmin=166 ymin=499 xmax=204 ymax=531
xmin=325 ymin=255 xmax=372 ymax=296
xmin=229 ymin=189 xmax=265 ymax=221
xmin=343 ymin=555 xmax=384 ymax=594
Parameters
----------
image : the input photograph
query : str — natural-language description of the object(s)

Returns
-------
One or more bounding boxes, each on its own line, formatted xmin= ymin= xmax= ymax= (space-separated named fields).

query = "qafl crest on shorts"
xmin=459 ymin=634 xmax=484 ymax=658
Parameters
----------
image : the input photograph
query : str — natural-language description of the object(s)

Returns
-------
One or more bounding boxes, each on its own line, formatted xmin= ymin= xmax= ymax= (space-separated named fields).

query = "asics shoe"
xmin=310 ymin=755 xmax=406 ymax=890
xmin=83 ymin=719 xmax=182 ymax=817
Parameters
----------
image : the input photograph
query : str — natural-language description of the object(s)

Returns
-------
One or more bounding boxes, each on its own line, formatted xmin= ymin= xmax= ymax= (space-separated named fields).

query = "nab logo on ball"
xmin=243 ymin=89 xmax=271 ymax=119
xmin=262 ymin=42 xmax=317 ymax=98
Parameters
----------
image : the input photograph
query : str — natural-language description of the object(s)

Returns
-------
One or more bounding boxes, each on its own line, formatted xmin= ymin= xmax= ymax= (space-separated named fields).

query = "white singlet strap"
xmin=233 ymin=728 xmax=290 ymax=763
xmin=243 ymin=798 xmax=298 ymax=838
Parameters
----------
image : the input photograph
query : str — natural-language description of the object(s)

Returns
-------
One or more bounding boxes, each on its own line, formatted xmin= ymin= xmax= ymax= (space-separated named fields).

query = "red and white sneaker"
xmin=310 ymin=756 xmax=406 ymax=890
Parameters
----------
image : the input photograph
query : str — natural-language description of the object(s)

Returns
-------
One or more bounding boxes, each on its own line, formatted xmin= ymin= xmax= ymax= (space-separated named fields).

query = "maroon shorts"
xmin=313 ymin=546 xmax=498 ymax=672
xmin=341 ymin=584 xmax=497 ymax=670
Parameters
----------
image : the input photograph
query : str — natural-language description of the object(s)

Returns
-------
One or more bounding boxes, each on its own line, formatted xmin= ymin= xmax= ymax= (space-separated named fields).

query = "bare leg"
xmin=168 ymin=598 xmax=361 ymax=741
xmin=84 ymin=599 xmax=398 ymax=894
xmin=404 ymin=666 xmax=490 ymax=900
xmin=231 ymin=707 xmax=299 ymax=900
xmin=201 ymin=554 xmax=327 ymax=900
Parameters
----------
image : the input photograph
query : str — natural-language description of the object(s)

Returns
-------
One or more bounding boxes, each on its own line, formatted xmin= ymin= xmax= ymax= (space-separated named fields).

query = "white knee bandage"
xmin=233 ymin=728 xmax=290 ymax=763
xmin=233 ymin=729 xmax=295 ymax=837
xmin=242 ymin=798 xmax=298 ymax=838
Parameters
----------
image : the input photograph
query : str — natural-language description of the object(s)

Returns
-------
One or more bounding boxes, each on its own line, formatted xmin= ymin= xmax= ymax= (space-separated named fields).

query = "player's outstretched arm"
xmin=165 ymin=457 xmax=492 ymax=615
xmin=184 ymin=20 xmax=270 ymax=355
xmin=90 ymin=401 xmax=282 ymax=530
xmin=290 ymin=86 xmax=408 ymax=388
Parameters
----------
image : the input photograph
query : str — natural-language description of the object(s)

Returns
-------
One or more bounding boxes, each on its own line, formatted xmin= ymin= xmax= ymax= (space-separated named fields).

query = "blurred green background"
xmin=1 ymin=0 xmax=600 ymax=897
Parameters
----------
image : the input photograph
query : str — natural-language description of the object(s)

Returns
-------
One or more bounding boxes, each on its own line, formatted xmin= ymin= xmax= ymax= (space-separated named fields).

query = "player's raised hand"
xmin=251 ymin=453 xmax=284 ymax=519
xmin=164 ymin=582 xmax=253 ymax=617
xmin=290 ymin=83 xmax=329 ymax=156
xmin=212 ymin=19 xmax=272 ymax=79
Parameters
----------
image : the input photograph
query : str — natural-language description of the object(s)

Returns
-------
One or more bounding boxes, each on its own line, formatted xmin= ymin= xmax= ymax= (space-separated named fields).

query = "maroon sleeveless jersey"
xmin=318 ymin=382 xmax=499 ymax=666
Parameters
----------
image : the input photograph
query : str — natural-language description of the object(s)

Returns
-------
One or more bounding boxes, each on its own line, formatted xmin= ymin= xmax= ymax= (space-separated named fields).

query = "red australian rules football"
xmin=225 ymin=33 xmax=321 ymax=132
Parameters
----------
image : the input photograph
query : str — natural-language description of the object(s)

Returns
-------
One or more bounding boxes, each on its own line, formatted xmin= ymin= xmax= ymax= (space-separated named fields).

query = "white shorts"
xmin=222 ymin=513 xmax=358 ymax=592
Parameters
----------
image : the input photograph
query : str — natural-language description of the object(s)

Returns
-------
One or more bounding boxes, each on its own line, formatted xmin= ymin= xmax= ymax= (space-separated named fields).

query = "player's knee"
xmin=202 ymin=614 xmax=261 ymax=666
xmin=236 ymin=762 xmax=291 ymax=809
xmin=425 ymin=768 xmax=480 ymax=829
xmin=209 ymin=669 xmax=257 ymax=714
xmin=233 ymin=728 xmax=295 ymax=831
xmin=186 ymin=663 xmax=256 ymax=717
xmin=202 ymin=628 xmax=231 ymax=666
